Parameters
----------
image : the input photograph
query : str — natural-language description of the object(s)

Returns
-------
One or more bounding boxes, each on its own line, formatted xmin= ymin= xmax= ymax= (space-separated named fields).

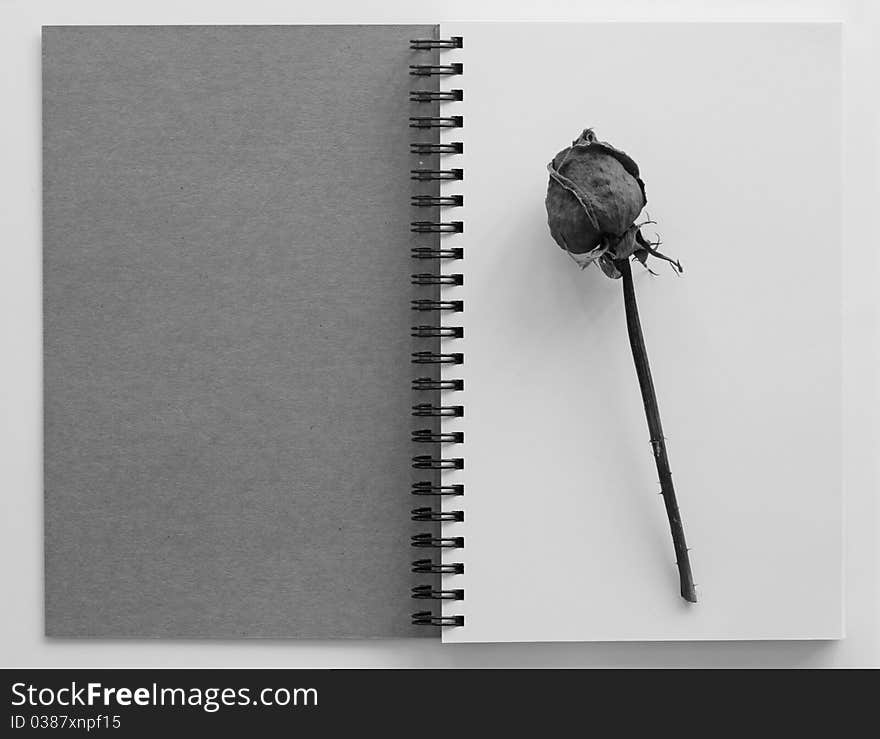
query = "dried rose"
xmin=543 ymin=128 xmax=696 ymax=603
xmin=546 ymin=129 xmax=679 ymax=278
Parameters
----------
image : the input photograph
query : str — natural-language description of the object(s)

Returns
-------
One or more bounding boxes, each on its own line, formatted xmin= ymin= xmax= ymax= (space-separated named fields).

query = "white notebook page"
xmin=439 ymin=22 xmax=842 ymax=642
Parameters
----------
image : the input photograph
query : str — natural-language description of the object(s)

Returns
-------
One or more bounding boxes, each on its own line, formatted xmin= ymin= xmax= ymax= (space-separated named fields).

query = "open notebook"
xmin=43 ymin=22 xmax=842 ymax=641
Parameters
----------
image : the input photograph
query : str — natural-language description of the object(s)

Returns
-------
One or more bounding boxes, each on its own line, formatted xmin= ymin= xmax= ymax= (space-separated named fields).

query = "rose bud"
xmin=545 ymin=128 xmax=649 ymax=277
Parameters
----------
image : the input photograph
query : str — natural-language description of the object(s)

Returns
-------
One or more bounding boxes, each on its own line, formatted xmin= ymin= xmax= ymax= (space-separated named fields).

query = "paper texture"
xmin=43 ymin=25 xmax=438 ymax=637
xmin=440 ymin=22 xmax=843 ymax=642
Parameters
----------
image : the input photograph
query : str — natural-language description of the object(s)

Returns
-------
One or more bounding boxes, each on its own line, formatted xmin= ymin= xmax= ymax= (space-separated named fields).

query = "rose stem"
xmin=615 ymin=257 xmax=697 ymax=603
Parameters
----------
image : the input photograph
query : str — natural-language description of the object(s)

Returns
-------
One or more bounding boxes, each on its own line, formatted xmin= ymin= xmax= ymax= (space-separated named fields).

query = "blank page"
xmin=440 ymin=22 xmax=843 ymax=642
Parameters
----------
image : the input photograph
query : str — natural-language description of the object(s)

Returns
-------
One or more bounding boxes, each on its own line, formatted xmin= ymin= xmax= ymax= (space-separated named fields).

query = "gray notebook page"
xmin=43 ymin=25 xmax=439 ymax=637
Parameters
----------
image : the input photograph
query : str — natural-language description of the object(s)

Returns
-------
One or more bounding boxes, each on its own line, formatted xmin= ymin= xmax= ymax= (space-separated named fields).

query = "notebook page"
xmin=43 ymin=25 xmax=439 ymax=638
xmin=440 ymin=22 xmax=842 ymax=642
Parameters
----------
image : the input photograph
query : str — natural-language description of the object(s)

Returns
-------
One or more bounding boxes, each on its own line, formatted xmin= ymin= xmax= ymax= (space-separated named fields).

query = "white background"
xmin=1 ymin=0 xmax=877 ymax=666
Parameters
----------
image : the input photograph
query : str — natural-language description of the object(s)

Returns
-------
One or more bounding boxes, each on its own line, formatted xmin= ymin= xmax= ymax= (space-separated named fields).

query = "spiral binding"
xmin=412 ymin=455 xmax=464 ymax=470
xmin=411 ymin=507 xmax=465 ymax=522
xmin=411 ymin=351 xmax=463 ymax=365
xmin=411 ymin=142 xmax=463 ymax=155
xmin=411 ymin=585 xmax=465 ymax=599
xmin=412 ymin=429 xmax=464 ymax=443
xmin=411 ymin=247 xmax=464 ymax=260
xmin=410 ymin=34 xmax=464 ymax=628
xmin=411 ymin=222 xmax=464 ymax=234
xmin=411 ymin=299 xmax=463 ymax=312
xmin=412 ymin=612 xmax=465 ymax=627
xmin=411 ymin=533 xmax=464 ymax=548
xmin=411 ymin=377 xmax=464 ymax=391
xmin=411 ymin=168 xmax=463 ymax=181
xmin=409 ymin=63 xmax=463 ymax=76
xmin=411 ymin=326 xmax=464 ymax=338
xmin=410 ymin=37 xmax=463 ymax=50
xmin=412 ymin=559 xmax=464 ymax=574
xmin=411 ymin=481 xmax=464 ymax=496
xmin=411 ymin=195 xmax=463 ymax=207
xmin=412 ymin=403 xmax=463 ymax=418
xmin=410 ymin=90 xmax=463 ymax=103
xmin=411 ymin=273 xmax=462 ymax=285
xmin=409 ymin=115 xmax=463 ymax=128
